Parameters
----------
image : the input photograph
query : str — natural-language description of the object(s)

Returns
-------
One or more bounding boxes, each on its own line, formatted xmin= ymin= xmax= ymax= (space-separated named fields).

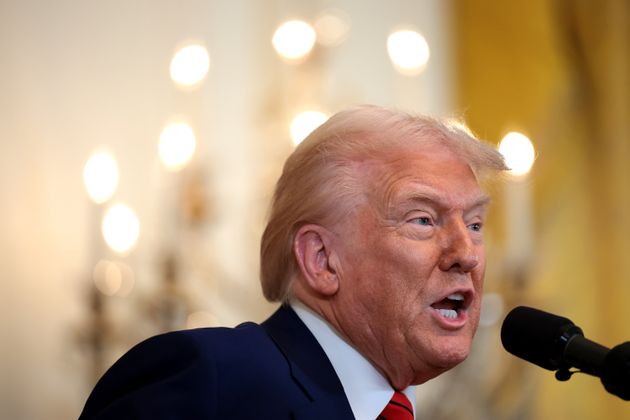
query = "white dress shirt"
xmin=291 ymin=300 xmax=416 ymax=420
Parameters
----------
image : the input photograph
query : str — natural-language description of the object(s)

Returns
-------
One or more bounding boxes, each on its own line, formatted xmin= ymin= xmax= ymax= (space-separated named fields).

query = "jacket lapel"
xmin=290 ymin=395 xmax=356 ymax=420
xmin=261 ymin=305 xmax=355 ymax=419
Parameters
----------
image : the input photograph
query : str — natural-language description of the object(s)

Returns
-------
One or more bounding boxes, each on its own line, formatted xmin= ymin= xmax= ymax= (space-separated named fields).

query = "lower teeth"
xmin=437 ymin=309 xmax=458 ymax=319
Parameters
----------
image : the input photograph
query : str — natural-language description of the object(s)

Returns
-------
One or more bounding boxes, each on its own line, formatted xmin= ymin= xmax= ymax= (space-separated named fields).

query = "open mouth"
xmin=430 ymin=292 xmax=470 ymax=320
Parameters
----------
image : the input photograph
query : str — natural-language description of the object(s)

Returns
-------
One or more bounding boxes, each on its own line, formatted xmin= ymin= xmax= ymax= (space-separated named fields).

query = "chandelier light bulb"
xmin=272 ymin=20 xmax=317 ymax=62
xmin=170 ymin=44 xmax=210 ymax=88
xmin=102 ymin=203 xmax=140 ymax=254
xmin=499 ymin=131 xmax=536 ymax=176
xmin=159 ymin=122 xmax=197 ymax=171
xmin=290 ymin=111 xmax=330 ymax=146
xmin=83 ymin=149 xmax=119 ymax=204
xmin=387 ymin=30 xmax=430 ymax=75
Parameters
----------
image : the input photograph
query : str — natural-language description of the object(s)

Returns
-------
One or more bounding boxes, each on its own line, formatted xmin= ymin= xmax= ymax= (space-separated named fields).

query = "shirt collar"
xmin=291 ymin=300 xmax=416 ymax=420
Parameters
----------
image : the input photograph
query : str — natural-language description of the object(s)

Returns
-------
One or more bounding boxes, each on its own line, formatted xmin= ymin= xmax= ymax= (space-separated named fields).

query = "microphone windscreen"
xmin=500 ymin=306 xmax=580 ymax=371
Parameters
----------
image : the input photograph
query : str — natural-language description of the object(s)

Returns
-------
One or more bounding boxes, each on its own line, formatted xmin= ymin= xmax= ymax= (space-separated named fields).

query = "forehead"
xmin=365 ymin=146 xmax=488 ymax=212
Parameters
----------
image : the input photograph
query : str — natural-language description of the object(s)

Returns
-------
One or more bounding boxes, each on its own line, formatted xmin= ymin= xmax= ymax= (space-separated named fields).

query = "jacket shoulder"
xmin=79 ymin=322 xmax=267 ymax=419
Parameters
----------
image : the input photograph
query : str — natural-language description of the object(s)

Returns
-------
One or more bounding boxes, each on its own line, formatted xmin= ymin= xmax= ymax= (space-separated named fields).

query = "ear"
xmin=293 ymin=224 xmax=339 ymax=296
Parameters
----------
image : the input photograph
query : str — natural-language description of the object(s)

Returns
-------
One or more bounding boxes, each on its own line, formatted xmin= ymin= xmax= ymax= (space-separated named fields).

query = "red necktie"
xmin=377 ymin=390 xmax=414 ymax=420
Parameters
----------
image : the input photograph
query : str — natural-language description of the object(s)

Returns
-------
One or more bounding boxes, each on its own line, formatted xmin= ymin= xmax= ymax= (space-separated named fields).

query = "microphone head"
xmin=501 ymin=306 xmax=583 ymax=371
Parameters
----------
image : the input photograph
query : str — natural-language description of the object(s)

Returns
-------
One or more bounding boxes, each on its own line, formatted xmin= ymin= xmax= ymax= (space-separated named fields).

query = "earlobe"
xmin=293 ymin=224 xmax=339 ymax=296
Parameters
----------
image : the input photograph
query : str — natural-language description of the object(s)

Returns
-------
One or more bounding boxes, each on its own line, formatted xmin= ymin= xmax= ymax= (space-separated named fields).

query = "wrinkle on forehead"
xmin=355 ymin=148 xmax=487 ymax=219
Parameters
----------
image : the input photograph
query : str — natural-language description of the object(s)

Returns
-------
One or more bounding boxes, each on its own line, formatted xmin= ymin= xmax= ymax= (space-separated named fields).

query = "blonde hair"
xmin=260 ymin=105 xmax=507 ymax=301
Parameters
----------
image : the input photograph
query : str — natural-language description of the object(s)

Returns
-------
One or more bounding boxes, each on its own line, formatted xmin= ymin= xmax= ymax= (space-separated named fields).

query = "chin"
xmin=439 ymin=347 xmax=469 ymax=368
xmin=409 ymin=341 xmax=472 ymax=385
xmin=432 ymin=337 xmax=472 ymax=370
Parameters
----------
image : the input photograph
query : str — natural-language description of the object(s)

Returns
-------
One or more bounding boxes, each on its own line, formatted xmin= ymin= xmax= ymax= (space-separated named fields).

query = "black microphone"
xmin=500 ymin=306 xmax=608 ymax=375
xmin=501 ymin=306 xmax=630 ymax=400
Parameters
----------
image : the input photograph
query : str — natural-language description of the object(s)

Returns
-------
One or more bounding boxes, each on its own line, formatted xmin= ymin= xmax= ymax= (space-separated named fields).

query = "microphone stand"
xmin=555 ymin=341 xmax=630 ymax=401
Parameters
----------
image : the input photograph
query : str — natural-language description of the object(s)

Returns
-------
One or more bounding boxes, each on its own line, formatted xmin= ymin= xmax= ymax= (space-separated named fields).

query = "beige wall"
xmin=0 ymin=1 xmax=454 ymax=419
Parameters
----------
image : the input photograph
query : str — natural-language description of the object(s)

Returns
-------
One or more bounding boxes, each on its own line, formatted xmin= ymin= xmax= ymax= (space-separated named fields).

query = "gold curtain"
xmin=455 ymin=0 xmax=630 ymax=418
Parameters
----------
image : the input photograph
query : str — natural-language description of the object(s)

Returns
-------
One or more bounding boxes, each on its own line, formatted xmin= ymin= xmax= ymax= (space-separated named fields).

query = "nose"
xmin=438 ymin=220 xmax=480 ymax=273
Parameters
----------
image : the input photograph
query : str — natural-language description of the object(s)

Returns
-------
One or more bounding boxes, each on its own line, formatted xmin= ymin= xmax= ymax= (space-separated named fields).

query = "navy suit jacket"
xmin=79 ymin=305 xmax=355 ymax=419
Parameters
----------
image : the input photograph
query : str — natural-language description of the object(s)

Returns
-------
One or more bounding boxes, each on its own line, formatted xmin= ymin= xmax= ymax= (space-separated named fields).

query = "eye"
xmin=468 ymin=222 xmax=482 ymax=232
xmin=410 ymin=216 xmax=433 ymax=226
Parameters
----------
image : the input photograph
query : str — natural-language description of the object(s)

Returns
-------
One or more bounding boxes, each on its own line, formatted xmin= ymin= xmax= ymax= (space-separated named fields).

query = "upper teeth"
xmin=448 ymin=293 xmax=464 ymax=301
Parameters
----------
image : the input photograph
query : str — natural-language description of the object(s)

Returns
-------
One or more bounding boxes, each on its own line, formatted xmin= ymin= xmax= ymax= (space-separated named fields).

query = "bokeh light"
xmin=159 ymin=122 xmax=197 ymax=171
xmin=83 ymin=150 xmax=119 ymax=204
xmin=387 ymin=30 xmax=430 ymax=75
xmin=499 ymin=131 xmax=536 ymax=176
xmin=272 ymin=20 xmax=317 ymax=62
xmin=93 ymin=259 xmax=135 ymax=297
xmin=93 ymin=259 xmax=121 ymax=296
xmin=314 ymin=10 xmax=351 ymax=47
xmin=170 ymin=44 xmax=210 ymax=88
xmin=102 ymin=203 xmax=140 ymax=254
xmin=290 ymin=111 xmax=329 ymax=146
xmin=479 ymin=293 xmax=505 ymax=327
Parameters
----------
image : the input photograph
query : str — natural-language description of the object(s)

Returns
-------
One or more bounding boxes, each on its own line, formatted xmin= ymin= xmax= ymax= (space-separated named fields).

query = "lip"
xmin=429 ymin=287 xmax=474 ymax=330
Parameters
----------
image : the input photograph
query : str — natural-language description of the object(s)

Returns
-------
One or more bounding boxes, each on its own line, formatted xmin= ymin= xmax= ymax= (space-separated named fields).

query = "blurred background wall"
xmin=456 ymin=0 xmax=630 ymax=418
xmin=0 ymin=0 xmax=628 ymax=419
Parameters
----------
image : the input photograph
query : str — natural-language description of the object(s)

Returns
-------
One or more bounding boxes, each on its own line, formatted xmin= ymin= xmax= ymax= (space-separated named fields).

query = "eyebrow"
xmin=395 ymin=189 xmax=491 ymax=213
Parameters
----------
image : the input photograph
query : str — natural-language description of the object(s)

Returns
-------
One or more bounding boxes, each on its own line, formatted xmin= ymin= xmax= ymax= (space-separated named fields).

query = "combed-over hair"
xmin=260 ymin=105 xmax=507 ymax=302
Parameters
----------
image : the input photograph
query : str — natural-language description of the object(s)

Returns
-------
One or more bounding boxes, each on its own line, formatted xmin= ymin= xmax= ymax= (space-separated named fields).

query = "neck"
xmin=291 ymin=289 xmax=421 ymax=390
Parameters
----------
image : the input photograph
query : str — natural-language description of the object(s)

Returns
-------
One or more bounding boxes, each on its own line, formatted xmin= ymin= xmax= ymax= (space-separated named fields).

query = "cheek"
xmin=472 ymin=260 xmax=486 ymax=293
xmin=376 ymin=248 xmax=430 ymax=294
xmin=348 ymin=247 xmax=422 ymax=317
xmin=342 ymin=227 xmax=438 ymax=306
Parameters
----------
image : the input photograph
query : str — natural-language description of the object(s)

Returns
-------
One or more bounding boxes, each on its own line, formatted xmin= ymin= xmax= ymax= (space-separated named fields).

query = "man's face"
xmin=330 ymin=145 xmax=489 ymax=387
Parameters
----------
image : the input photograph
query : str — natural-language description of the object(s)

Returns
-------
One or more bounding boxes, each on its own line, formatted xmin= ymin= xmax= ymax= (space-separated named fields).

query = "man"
xmin=79 ymin=105 xmax=507 ymax=419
